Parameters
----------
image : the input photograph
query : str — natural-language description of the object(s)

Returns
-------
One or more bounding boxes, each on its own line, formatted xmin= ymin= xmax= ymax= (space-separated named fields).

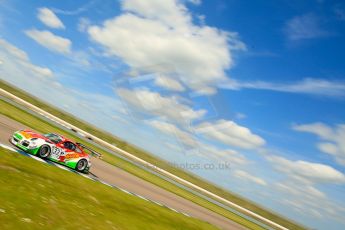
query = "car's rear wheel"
xmin=38 ymin=145 xmax=51 ymax=158
xmin=76 ymin=159 xmax=88 ymax=173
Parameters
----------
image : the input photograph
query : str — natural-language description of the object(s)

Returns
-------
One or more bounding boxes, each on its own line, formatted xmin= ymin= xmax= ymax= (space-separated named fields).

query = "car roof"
xmin=47 ymin=133 xmax=83 ymax=148
xmin=48 ymin=133 xmax=69 ymax=142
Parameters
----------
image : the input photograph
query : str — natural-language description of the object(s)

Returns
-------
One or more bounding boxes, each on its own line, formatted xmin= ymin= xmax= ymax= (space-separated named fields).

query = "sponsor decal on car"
xmin=65 ymin=153 xmax=80 ymax=159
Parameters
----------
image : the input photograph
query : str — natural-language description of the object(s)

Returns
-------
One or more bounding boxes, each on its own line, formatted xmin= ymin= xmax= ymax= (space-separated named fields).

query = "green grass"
xmin=0 ymin=80 xmax=306 ymax=230
xmin=0 ymin=147 xmax=218 ymax=230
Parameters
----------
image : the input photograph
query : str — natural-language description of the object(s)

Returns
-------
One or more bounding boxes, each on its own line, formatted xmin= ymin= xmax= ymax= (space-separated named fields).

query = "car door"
xmin=62 ymin=141 xmax=80 ymax=161
xmin=50 ymin=142 xmax=66 ymax=161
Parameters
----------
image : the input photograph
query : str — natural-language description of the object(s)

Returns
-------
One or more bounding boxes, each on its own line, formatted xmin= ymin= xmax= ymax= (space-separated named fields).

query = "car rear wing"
xmin=76 ymin=143 xmax=102 ymax=159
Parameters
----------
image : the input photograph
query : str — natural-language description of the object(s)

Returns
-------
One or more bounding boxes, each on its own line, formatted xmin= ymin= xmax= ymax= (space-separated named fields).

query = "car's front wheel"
xmin=38 ymin=145 xmax=51 ymax=158
xmin=76 ymin=159 xmax=88 ymax=173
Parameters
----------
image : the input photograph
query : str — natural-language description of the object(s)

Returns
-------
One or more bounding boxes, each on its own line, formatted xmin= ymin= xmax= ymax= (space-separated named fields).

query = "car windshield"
xmin=43 ymin=133 xmax=63 ymax=144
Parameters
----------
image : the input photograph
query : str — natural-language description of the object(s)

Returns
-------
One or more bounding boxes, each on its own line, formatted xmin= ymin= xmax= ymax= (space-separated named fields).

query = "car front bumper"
xmin=10 ymin=134 xmax=39 ymax=154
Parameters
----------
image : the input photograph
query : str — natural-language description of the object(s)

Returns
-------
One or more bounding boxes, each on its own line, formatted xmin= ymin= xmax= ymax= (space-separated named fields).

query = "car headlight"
xmin=29 ymin=142 xmax=38 ymax=149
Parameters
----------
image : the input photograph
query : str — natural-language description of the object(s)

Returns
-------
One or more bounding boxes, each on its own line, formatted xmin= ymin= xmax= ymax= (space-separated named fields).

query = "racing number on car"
xmin=51 ymin=146 xmax=64 ymax=158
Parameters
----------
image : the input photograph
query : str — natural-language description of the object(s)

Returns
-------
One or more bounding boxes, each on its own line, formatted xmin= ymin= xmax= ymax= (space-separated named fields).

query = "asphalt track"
xmin=0 ymin=114 xmax=246 ymax=230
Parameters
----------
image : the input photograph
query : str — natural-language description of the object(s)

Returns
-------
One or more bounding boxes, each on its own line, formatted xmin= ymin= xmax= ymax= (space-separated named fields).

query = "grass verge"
xmin=0 ymin=147 xmax=218 ymax=230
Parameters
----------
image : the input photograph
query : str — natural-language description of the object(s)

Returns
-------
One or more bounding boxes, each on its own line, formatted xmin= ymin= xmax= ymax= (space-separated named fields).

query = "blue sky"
xmin=1 ymin=0 xmax=345 ymax=229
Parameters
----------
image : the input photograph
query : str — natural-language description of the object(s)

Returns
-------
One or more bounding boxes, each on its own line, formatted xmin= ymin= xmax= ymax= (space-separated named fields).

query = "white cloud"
xmin=188 ymin=0 xmax=201 ymax=5
xmin=198 ymin=143 xmax=247 ymax=165
xmin=51 ymin=0 xmax=97 ymax=16
xmin=0 ymin=39 xmax=28 ymax=61
xmin=164 ymin=141 xmax=182 ymax=151
xmin=88 ymin=0 xmax=245 ymax=94
xmin=37 ymin=7 xmax=65 ymax=29
xmin=266 ymin=153 xmax=345 ymax=223
xmin=121 ymin=0 xmax=192 ymax=28
xmin=235 ymin=112 xmax=246 ymax=120
xmin=183 ymin=140 xmax=248 ymax=165
xmin=234 ymin=170 xmax=267 ymax=186
xmin=0 ymin=39 xmax=53 ymax=78
xmin=78 ymin=17 xmax=91 ymax=32
xmin=275 ymin=180 xmax=345 ymax=224
xmin=276 ymin=182 xmax=325 ymax=199
xmin=284 ymin=13 xmax=329 ymax=41
xmin=267 ymin=155 xmax=345 ymax=184
xmin=154 ymin=75 xmax=185 ymax=92
xmin=293 ymin=122 xmax=333 ymax=139
xmin=222 ymin=78 xmax=345 ymax=98
xmin=25 ymin=29 xmax=71 ymax=54
xmin=147 ymin=119 xmax=248 ymax=164
xmin=293 ymin=123 xmax=345 ymax=166
xmin=147 ymin=120 xmax=198 ymax=148
xmin=116 ymin=87 xmax=206 ymax=124
xmin=195 ymin=119 xmax=265 ymax=149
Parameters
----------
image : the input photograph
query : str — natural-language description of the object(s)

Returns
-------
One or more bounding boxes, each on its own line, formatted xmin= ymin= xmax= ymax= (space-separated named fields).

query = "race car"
xmin=9 ymin=130 xmax=101 ymax=173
